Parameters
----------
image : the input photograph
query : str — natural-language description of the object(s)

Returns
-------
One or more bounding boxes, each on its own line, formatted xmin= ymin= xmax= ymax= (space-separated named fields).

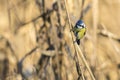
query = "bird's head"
xmin=75 ymin=20 xmax=86 ymax=29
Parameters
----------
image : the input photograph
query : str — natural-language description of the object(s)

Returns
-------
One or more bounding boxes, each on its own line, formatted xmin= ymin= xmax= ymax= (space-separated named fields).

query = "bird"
xmin=72 ymin=20 xmax=86 ymax=45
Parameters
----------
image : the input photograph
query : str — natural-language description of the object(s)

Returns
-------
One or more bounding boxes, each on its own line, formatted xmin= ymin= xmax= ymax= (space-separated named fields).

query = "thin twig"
xmin=80 ymin=0 xmax=85 ymax=19
xmin=99 ymin=24 xmax=120 ymax=56
xmin=75 ymin=43 xmax=95 ymax=80
xmin=92 ymin=0 xmax=99 ymax=67
xmin=64 ymin=0 xmax=95 ymax=80
xmin=63 ymin=0 xmax=85 ymax=80
xmin=98 ymin=24 xmax=120 ymax=41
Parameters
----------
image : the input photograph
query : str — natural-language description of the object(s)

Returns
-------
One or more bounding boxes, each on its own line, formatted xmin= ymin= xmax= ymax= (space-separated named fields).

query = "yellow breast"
xmin=77 ymin=28 xmax=86 ymax=39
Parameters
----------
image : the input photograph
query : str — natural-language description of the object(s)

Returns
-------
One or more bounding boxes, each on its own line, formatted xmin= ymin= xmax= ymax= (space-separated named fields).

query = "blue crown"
xmin=76 ymin=20 xmax=84 ymax=26
xmin=75 ymin=20 xmax=85 ymax=28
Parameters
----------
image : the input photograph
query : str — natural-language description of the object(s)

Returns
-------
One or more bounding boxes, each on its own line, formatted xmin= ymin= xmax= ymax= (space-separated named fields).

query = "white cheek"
xmin=77 ymin=25 xmax=82 ymax=29
xmin=83 ymin=23 xmax=86 ymax=27
xmin=79 ymin=26 xmax=82 ymax=29
xmin=81 ymin=23 xmax=85 ymax=27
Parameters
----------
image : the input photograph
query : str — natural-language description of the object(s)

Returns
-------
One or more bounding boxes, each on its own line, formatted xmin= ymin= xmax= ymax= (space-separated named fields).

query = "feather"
xmin=76 ymin=39 xmax=80 ymax=45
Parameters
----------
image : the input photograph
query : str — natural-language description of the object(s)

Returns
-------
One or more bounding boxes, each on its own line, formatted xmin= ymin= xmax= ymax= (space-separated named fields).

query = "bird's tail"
xmin=76 ymin=39 xmax=80 ymax=45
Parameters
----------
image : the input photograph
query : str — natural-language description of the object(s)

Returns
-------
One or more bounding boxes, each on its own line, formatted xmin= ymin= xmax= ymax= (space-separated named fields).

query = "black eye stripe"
xmin=77 ymin=25 xmax=82 ymax=28
xmin=78 ymin=25 xmax=84 ymax=28
xmin=81 ymin=25 xmax=84 ymax=28
xmin=75 ymin=23 xmax=85 ymax=28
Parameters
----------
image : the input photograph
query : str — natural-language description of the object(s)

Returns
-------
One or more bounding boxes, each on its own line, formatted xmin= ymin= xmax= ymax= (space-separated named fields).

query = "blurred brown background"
xmin=0 ymin=0 xmax=120 ymax=80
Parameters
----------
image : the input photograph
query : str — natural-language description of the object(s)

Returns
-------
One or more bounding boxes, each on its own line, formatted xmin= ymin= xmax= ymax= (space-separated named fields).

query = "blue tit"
xmin=72 ymin=20 xmax=86 ymax=45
